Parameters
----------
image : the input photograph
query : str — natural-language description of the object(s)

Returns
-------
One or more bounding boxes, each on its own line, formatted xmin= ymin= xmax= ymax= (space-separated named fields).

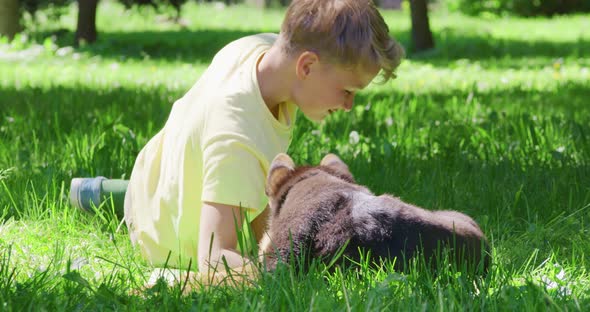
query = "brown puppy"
xmin=260 ymin=153 xmax=490 ymax=274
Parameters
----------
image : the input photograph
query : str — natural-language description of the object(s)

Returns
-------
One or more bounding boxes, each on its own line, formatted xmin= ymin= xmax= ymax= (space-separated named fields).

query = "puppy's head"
xmin=265 ymin=153 xmax=354 ymax=216
xmin=263 ymin=153 xmax=357 ymax=270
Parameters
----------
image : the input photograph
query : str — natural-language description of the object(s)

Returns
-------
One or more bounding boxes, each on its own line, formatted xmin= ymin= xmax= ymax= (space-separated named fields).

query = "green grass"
xmin=1 ymin=1 xmax=590 ymax=310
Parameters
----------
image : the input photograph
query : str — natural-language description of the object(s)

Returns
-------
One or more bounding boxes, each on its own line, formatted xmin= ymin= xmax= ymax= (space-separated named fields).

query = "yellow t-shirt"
xmin=126 ymin=33 xmax=297 ymax=269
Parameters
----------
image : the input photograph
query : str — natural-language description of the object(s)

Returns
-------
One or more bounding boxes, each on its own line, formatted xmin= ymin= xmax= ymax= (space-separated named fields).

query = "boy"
xmin=70 ymin=0 xmax=404 ymax=274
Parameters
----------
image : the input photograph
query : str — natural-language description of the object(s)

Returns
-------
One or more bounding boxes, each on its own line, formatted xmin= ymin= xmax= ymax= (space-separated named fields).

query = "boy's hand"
xmin=138 ymin=263 xmax=259 ymax=296
xmin=133 ymin=202 xmax=270 ymax=296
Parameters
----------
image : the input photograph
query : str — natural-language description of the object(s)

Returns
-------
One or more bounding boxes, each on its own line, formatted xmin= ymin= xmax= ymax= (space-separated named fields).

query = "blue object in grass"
xmin=69 ymin=177 xmax=106 ymax=213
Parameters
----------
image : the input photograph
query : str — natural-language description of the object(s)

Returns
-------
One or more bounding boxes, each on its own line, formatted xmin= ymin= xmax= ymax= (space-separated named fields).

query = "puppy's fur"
xmin=260 ymin=153 xmax=490 ymax=273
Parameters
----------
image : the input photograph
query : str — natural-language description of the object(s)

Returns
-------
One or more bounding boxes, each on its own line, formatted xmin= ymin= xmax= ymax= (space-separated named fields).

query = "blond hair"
xmin=278 ymin=0 xmax=404 ymax=81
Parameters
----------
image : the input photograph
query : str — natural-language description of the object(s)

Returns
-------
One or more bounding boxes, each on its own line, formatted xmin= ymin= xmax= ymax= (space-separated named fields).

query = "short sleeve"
xmin=201 ymin=139 xmax=268 ymax=213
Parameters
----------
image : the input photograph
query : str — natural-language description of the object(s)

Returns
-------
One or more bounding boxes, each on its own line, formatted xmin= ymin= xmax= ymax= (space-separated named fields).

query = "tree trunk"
xmin=0 ymin=0 xmax=22 ymax=40
xmin=409 ymin=0 xmax=435 ymax=52
xmin=75 ymin=0 xmax=99 ymax=45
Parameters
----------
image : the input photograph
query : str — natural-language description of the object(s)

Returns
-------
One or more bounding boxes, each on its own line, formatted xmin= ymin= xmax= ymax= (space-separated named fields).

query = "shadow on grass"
xmin=1 ymin=80 xmax=589 ymax=174
xmin=36 ymin=29 xmax=262 ymax=64
xmin=362 ymin=81 xmax=590 ymax=118
xmin=32 ymin=27 xmax=590 ymax=67
xmin=0 ymin=84 xmax=174 ymax=183
xmin=408 ymin=29 xmax=589 ymax=66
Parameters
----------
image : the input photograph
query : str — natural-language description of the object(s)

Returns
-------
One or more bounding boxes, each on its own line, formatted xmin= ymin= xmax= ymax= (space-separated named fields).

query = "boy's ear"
xmin=320 ymin=153 xmax=354 ymax=181
xmin=266 ymin=153 xmax=295 ymax=196
xmin=295 ymin=51 xmax=319 ymax=80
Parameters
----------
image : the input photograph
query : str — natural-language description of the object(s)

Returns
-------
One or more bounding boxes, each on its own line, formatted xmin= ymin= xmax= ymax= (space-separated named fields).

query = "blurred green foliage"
xmin=19 ymin=0 xmax=188 ymax=22
xmin=20 ymin=0 xmax=72 ymax=21
xmin=446 ymin=0 xmax=590 ymax=17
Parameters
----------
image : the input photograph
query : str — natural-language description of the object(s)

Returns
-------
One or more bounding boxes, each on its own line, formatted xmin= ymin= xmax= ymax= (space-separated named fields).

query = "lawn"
xmin=1 ymin=1 xmax=589 ymax=310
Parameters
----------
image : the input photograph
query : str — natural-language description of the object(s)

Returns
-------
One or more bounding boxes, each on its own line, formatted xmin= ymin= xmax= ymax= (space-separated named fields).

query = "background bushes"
xmin=447 ymin=0 xmax=590 ymax=17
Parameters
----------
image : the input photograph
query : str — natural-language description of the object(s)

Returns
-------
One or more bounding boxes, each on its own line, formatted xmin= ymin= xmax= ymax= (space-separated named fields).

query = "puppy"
xmin=260 ymin=153 xmax=490 ymax=274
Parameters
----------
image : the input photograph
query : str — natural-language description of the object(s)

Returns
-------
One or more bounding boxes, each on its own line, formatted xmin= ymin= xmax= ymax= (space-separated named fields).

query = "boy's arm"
xmin=198 ymin=201 xmax=250 ymax=272
xmin=198 ymin=202 xmax=270 ymax=271
xmin=144 ymin=204 xmax=268 ymax=293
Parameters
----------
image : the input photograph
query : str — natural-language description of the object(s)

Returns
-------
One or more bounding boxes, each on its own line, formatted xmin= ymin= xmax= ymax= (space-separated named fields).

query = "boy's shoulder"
xmin=235 ymin=33 xmax=278 ymax=46
xmin=214 ymin=33 xmax=278 ymax=60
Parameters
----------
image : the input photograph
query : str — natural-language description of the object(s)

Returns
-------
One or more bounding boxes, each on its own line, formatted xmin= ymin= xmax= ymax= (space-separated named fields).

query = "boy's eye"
xmin=344 ymin=90 xmax=352 ymax=95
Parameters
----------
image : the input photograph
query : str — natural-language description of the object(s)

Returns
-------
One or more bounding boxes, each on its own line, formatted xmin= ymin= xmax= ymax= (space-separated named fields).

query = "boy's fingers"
xmin=133 ymin=264 xmax=260 ymax=296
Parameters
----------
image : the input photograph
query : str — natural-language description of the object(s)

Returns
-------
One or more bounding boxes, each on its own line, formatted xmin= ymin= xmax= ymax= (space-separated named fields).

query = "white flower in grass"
xmin=555 ymin=146 xmax=565 ymax=153
xmin=365 ymin=103 xmax=371 ymax=111
xmin=70 ymin=257 xmax=89 ymax=271
xmin=582 ymin=67 xmax=589 ymax=76
xmin=500 ymin=76 xmax=509 ymax=84
xmin=311 ymin=129 xmax=321 ymax=136
xmin=540 ymin=265 xmax=572 ymax=296
xmin=385 ymin=117 xmax=394 ymax=127
xmin=56 ymin=46 xmax=73 ymax=57
xmin=556 ymin=269 xmax=566 ymax=281
xmin=349 ymin=130 xmax=360 ymax=145
xmin=110 ymin=62 xmax=120 ymax=70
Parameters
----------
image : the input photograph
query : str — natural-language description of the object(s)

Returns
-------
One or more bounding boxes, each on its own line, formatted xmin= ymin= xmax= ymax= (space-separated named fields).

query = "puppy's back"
xmin=347 ymin=193 xmax=490 ymax=272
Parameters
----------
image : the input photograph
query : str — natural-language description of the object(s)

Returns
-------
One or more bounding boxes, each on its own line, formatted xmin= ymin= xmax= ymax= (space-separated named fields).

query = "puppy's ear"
xmin=266 ymin=153 xmax=295 ymax=197
xmin=320 ymin=153 xmax=354 ymax=181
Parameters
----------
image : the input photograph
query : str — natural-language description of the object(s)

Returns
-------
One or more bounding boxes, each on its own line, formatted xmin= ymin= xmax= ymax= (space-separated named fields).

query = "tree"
xmin=409 ymin=0 xmax=434 ymax=52
xmin=0 ymin=0 xmax=22 ymax=40
xmin=6 ymin=0 xmax=186 ymax=46
xmin=75 ymin=0 xmax=99 ymax=45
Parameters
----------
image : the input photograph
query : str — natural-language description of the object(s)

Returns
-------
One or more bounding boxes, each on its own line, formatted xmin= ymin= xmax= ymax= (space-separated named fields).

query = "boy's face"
xmin=292 ymin=53 xmax=380 ymax=122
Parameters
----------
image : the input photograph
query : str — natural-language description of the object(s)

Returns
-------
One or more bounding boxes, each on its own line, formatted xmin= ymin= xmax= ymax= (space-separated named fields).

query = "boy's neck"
xmin=256 ymin=45 xmax=293 ymax=120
